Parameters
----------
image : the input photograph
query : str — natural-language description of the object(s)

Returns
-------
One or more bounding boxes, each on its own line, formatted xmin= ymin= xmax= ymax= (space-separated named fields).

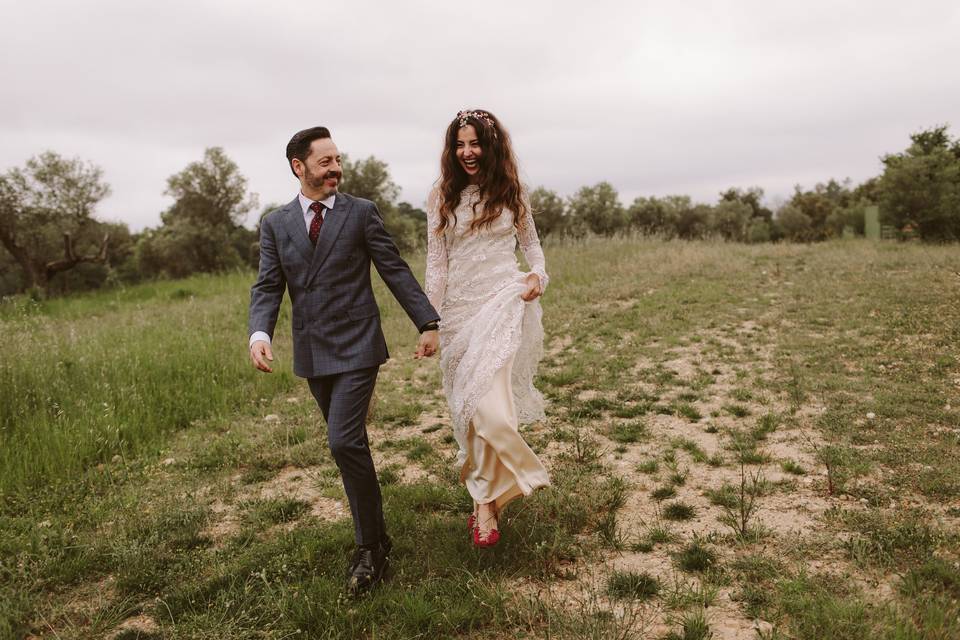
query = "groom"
xmin=248 ymin=126 xmax=440 ymax=597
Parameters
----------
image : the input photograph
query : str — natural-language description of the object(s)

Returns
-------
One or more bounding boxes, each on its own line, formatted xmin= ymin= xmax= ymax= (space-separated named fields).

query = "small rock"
xmin=112 ymin=454 xmax=122 ymax=463
xmin=264 ymin=414 xmax=280 ymax=422
xmin=286 ymin=397 xmax=301 ymax=404
xmin=866 ymin=412 xmax=876 ymax=420
xmin=38 ymin=520 xmax=52 ymax=528
xmin=946 ymin=404 xmax=952 ymax=411
xmin=162 ymin=457 xmax=176 ymax=466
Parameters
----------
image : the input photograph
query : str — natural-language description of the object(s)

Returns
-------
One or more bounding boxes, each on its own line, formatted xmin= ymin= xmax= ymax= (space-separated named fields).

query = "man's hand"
xmin=520 ymin=273 xmax=543 ymax=302
xmin=414 ymin=330 xmax=439 ymax=359
xmin=250 ymin=340 xmax=274 ymax=373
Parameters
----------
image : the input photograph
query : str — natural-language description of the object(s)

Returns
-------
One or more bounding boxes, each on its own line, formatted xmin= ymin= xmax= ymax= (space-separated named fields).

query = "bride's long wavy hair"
xmin=435 ymin=109 xmax=528 ymax=236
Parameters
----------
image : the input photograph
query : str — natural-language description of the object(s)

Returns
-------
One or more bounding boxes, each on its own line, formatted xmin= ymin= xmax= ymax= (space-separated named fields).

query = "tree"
xmin=719 ymin=187 xmax=773 ymax=222
xmin=137 ymin=147 xmax=258 ymax=278
xmin=629 ymin=195 xmax=711 ymax=239
xmin=776 ymin=205 xmax=814 ymax=242
xmin=392 ymin=201 xmax=427 ymax=254
xmin=340 ymin=155 xmax=400 ymax=210
xmin=709 ymin=200 xmax=753 ymax=241
xmin=0 ymin=151 xmax=112 ymax=294
xmin=675 ymin=202 xmax=711 ymax=240
xmin=339 ymin=155 xmax=424 ymax=254
xmin=629 ymin=196 xmax=674 ymax=237
xmin=789 ymin=179 xmax=853 ymax=240
xmin=568 ymin=182 xmax=626 ymax=236
xmin=879 ymin=125 xmax=960 ymax=241
xmin=746 ymin=218 xmax=772 ymax=243
xmin=162 ymin=146 xmax=258 ymax=227
xmin=528 ymin=187 xmax=566 ymax=239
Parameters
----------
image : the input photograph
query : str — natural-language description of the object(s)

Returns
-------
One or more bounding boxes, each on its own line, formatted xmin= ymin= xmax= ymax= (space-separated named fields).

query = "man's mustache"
xmin=323 ymin=171 xmax=341 ymax=180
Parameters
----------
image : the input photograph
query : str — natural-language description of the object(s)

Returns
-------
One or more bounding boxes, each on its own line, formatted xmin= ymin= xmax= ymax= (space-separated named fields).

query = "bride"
xmin=415 ymin=109 xmax=551 ymax=547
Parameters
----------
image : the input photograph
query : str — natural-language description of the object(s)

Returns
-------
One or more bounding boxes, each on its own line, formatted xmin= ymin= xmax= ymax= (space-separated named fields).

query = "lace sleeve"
xmin=425 ymin=188 xmax=448 ymax=312
xmin=517 ymin=193 xmax=549 ymax=292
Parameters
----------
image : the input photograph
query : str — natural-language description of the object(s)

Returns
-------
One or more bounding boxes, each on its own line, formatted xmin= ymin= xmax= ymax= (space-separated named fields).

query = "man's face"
xmin=296 ymin=138 xmax=342 ymax=198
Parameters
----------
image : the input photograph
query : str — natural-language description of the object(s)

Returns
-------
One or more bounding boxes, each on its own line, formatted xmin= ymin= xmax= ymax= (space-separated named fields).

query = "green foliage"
xmin=137 ymin=147 xmax=257 ymax=279
xmin=340 ymin=154 xmax=426 ymax=254
xmin=0 ymin=151 xmax=116 ymax=293
xmin=709 ymin=199 xmax=753 ymax=241
xmin=661 ymin=608 xmax=712 ymax=640
xmin=787 ymin=178 xmax=855 ymax=241
xmin=879 ymin=124 xmax=960 ymax=241
xmin=720 ymin=186 xmax=773 ymax=222
xmin=663 ymin=501 xmax=696 ymax=521
xmin=606 ymin=570 xmax=660 ymax=600
xmin=674 ymin=538 xmax=718 ymax=573
xmin=747 ymin=218 xmax=773 ymax=243
xmin=776 ymin=204 xmax=815 ymax=242
xmin=651 ymin=485 xmax=676 ymax=501
xmin=568 ymin=181 xmax=626 ymax=236
xmin=528 ymin=186 xmax=567 ymax=239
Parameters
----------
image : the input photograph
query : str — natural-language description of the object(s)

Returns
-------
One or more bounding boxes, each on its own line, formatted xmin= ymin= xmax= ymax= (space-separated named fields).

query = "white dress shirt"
xmin=249 ymin=192 xmax=336 ymax=348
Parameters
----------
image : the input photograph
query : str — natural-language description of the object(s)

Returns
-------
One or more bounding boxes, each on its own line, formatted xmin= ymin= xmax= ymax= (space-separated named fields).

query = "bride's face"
xmin=455 ymin=125 xmax=482 ymax=179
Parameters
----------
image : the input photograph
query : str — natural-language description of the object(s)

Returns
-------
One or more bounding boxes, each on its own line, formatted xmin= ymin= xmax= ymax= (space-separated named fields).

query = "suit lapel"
xmin=306 ymin=193 xmax=351 ymax=285
xmin=281 ymin=197 xmax=314 ymax=264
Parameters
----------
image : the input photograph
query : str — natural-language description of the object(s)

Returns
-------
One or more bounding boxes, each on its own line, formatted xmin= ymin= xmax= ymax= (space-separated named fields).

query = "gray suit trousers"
xmin=308 ymin=366 xmax=385 ymax=546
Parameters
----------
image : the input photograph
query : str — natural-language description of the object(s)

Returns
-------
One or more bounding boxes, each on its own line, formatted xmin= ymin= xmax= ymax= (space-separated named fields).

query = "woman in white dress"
xmin=421 ymin=109 xmax=551 ymax=547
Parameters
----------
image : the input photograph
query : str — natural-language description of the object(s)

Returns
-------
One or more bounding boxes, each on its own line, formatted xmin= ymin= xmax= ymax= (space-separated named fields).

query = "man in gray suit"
xmin=248 ymin=126 xmax=440 ymax=597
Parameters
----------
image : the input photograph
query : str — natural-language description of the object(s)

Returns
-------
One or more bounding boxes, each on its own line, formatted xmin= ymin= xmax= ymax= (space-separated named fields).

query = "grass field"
xmin=1 ymin=238 xmax=959 ymax=639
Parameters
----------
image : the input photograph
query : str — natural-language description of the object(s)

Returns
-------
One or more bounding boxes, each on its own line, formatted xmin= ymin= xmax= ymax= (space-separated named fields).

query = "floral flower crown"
xmin=457 ymin=110 xmax=498 ymax=138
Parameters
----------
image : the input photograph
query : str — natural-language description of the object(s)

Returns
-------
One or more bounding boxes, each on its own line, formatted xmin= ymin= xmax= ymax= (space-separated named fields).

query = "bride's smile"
xmin=455 ymin=125 xmax=482 ymax=178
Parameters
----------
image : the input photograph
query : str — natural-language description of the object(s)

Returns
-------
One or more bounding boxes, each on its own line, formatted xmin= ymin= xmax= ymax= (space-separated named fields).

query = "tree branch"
xmin=45 ymin=232 xmax=110 ymax=278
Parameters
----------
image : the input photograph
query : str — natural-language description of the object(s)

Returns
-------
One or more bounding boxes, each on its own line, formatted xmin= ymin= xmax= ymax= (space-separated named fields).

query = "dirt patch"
xmin=202 ymin=465 xmax=349 ymax=542
xmin=523 ymin=313 xmax=864 ymax=637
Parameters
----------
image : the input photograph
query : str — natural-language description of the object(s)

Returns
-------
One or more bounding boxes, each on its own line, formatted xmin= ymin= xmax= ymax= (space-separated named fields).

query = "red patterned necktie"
xmin=309 ymin=201 xmax=325 ymax=245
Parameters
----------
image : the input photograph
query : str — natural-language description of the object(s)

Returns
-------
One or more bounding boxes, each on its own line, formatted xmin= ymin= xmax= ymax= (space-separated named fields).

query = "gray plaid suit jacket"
xmin=248 ymin=193 xmax=439 ymax=378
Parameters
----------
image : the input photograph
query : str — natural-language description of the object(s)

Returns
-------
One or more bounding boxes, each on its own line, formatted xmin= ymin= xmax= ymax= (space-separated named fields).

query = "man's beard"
xmin=304 ymin=165 xmax=341 ymax=195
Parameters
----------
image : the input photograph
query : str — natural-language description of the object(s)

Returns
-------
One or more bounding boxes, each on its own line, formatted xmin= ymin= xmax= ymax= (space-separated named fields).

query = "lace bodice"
xmin=424 ymin=186 xmax=549 ymax=314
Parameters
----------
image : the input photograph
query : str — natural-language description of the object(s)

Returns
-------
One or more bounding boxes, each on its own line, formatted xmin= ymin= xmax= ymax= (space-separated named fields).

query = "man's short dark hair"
xmin=286 ymin=126 xmax=332 ymax=178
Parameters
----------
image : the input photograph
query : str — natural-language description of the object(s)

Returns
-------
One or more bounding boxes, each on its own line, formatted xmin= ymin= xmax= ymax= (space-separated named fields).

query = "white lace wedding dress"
xmin=425 ymin=186 xmax=550 ymax=500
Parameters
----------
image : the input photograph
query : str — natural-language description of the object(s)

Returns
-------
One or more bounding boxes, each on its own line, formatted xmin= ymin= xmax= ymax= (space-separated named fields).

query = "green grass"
xmin=609 ymin=420 xmax=648 ymax=443
xmin=3 ymin=239 xmax=959 ymax=637
xmin=636 ymin=459 xmax=660 ymax=474
xmin=663 ymin=501 xmax=697 ymax=521
xmin=651 ymin=485 xmax=676 ymax=501
xmin=781 ymin=459 xmax=806 ymax=475
xmin=0 ymin=271 xmax=297 ymax=495
xmin=674 ymin=538 xmax=718 ymax=573
xmin=606 ymin=570 xmax=660 ymax=600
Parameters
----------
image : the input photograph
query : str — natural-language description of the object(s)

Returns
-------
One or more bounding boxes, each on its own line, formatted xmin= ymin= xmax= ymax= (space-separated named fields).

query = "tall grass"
xmin=0 ymin=256 xmax=451 ymax=500
xmin=0 ymin=272 xmax=299 ymax=498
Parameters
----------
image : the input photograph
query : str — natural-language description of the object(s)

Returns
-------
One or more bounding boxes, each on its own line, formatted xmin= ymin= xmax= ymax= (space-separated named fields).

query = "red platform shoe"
xmin=472 ymin=513 xmax=500 ymax=548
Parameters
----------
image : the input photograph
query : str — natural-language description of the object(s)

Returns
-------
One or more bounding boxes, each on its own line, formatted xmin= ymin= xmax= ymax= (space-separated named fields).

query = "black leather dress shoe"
xmin=345 ymin=536 xmax=392 ymax=598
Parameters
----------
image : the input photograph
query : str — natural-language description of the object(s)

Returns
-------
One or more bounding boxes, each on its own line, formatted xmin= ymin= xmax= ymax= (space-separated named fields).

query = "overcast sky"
xmin=2 ymin=1 xmax=959 ymax=230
